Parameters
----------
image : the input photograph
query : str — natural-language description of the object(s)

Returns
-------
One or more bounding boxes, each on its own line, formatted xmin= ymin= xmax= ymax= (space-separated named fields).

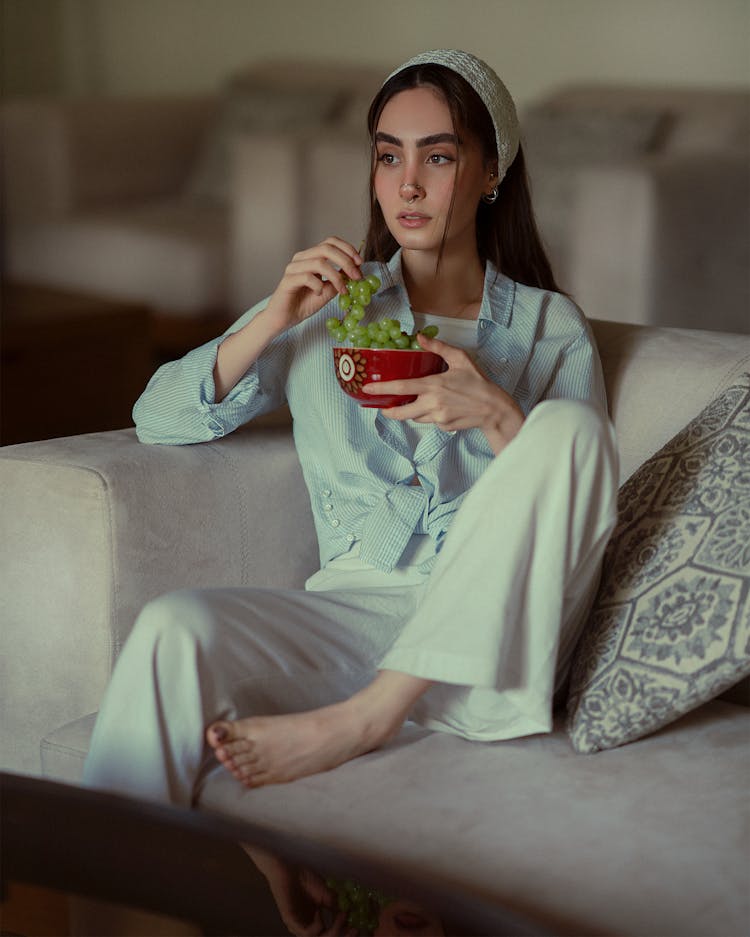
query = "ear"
xmin=485 ymin=160 xmax=499 ymax=194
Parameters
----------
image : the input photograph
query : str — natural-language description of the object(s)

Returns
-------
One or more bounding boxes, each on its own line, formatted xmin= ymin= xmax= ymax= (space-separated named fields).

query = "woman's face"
xmin=373 ymin=85 xmax=495 ymax=256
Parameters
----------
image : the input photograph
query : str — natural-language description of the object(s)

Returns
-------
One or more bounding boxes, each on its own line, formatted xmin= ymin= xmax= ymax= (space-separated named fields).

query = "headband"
xmin=384 ymin=49 xmax=520 ymax=181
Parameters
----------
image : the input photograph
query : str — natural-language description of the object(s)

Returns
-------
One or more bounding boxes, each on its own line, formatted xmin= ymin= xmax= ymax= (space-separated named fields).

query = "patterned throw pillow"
xmin=566 ymin=373 xmax=750 ymax=754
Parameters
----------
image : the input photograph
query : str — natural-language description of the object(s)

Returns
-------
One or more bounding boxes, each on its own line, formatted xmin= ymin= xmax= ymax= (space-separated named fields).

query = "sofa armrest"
xmin=1 ymin=96 xmax=216 ymax=222
xmin=228 ymin=128 xmax=370 ymax=314
xmin=0 ymin=426 xmax=318 ymax=776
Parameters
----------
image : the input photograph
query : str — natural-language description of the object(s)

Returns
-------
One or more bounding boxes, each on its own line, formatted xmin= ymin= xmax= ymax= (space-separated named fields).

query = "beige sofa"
xmin=1 ymin=318 xmax=748 ymax=937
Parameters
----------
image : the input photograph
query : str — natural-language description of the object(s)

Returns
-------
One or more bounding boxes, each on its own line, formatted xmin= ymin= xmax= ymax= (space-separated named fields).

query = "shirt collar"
xmin=377 ymin=250 xmax=515 ymax=329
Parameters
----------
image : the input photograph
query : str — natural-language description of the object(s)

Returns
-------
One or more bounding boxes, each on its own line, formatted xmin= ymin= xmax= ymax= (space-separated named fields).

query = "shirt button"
xmin=331 ymin=519 xmax=340 ymax=528
xmin=346 ymin=533 xmax=355 ymax=542
xmin=479 ymin=321 xmax=488 ymax=330
xmin=324 ymin=503 xmax=333 ymax=511
xmin=322 ymin=489 xmax=331 ymax=497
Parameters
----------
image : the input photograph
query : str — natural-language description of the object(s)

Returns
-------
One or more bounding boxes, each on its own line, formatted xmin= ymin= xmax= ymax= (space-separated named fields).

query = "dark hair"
xmin=363 ymin=63 xmax=561 ymax=293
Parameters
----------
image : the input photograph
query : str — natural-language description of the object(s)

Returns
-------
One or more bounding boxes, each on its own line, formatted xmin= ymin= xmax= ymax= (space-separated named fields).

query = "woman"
xmin=83 ymin=50 xmax=619 ymax=803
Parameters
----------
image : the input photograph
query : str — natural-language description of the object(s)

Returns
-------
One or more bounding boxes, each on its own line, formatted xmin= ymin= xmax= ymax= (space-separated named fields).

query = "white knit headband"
xmin=384 ymin=49 xmax=520 ymax=181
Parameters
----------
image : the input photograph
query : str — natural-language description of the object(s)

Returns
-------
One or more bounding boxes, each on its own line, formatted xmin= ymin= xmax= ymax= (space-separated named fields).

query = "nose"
xmin=400 ymin=181 xmax=424 ymax=204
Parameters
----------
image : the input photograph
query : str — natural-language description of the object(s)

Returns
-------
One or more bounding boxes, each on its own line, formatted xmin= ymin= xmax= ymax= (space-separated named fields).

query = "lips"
xmin=397 ymin=212 xmax=431 ymax=228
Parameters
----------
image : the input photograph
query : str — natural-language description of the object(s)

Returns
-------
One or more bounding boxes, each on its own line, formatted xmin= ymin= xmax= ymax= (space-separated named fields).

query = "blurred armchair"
xmin=522 ymin=85 xmax=750 ymax=332
xmin=0 ymin=61 xmax=379 ymax=332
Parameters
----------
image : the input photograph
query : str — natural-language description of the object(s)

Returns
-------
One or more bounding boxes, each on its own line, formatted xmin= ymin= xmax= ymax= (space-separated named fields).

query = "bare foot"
xmin=206 ymin=671 xmax=431 ymax=788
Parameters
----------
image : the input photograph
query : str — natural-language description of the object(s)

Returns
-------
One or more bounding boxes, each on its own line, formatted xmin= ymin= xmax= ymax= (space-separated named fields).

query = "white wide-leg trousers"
xmin=83 ymin=400 xmax=619 ymax=806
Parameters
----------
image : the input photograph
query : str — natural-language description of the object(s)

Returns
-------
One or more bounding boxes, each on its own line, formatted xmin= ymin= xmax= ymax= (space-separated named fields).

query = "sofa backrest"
xmin=591 ymin=319 xmax=750 ymax=482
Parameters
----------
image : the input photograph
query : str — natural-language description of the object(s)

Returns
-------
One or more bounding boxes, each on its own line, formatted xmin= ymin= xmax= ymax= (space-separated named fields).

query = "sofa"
xmin=1 ymin=316 xmax=748 ymax=936
xmin=3 ymin=76 xmax=748 ymax=333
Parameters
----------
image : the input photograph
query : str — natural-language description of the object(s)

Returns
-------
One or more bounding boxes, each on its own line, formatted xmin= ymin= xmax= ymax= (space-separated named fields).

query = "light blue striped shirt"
xmin=133 ymin=251 xmax=606 ymax=572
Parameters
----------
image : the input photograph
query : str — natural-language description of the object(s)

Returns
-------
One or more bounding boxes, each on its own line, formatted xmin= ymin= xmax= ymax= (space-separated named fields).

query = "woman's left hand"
xmin=362 ymin=333 xmax=525 ymax=455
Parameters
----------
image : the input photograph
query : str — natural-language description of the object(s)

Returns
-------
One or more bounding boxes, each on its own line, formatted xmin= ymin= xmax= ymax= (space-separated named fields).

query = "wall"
xmin=2 ymin=0 xmax=749 ymax=109
xmin=1 ymin=0 xmax=64 ymax=95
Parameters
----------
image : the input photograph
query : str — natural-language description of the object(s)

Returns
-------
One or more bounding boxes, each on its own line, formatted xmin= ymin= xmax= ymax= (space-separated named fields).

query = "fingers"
xmin=284 ymin=271 xmax=339 ymax=303
xmin=288 ymin=237 xmax=363 ymax=294
xmin=361 ymin=376 xmax=454 ymax=428
xmin=362 ymin=376 xmax=436 ymax=397
xmin=412 ymin=331 xmax=467 ymax=365
xmin=361 ymin=345 xmax=504 ymax=432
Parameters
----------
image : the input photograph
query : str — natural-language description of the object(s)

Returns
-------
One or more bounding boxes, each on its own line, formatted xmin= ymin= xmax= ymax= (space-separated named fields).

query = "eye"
xmin=377 ymin=151 xmax=399 ymax=165
xmin=427 ymin=153 xmax=454 ymax=165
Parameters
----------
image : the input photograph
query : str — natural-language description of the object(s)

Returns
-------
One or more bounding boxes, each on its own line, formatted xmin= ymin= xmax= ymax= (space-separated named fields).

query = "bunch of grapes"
xmin=326 ymin=275 xmax=439 ymax=349
xmin=325 ymin=876 xmax=391 ymax=935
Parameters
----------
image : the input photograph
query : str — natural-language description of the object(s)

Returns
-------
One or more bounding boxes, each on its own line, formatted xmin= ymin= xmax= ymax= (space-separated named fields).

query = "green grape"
xmin=324 ymin=876 xmax=390 ymax=937
xmin=354 ymin=281 xmax=371 ymax=304
xmin=327 ymin=271 xmax=442 ymax=350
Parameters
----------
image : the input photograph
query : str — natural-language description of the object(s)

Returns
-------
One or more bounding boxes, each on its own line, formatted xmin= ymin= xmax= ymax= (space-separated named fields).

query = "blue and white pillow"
xmin=567 ymin=374 xmax=750 ymax=753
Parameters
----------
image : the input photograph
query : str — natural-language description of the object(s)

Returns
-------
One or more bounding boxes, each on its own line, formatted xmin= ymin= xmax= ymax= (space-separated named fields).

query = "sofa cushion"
xmin=39 ymin=703 xmax=750 ymax=937
xmin=566 ymin=373 xmax=750 ymax=753
xmin=199 ymin=702 xmax=748 ymax=937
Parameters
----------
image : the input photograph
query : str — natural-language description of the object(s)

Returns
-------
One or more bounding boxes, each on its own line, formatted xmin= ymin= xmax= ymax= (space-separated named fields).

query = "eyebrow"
xmin=374 ymin=131 xmax=460 ymax=148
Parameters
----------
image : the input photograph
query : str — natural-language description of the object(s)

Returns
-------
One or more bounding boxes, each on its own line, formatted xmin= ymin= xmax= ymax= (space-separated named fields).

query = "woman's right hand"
xmin=213 ymin=237 xmax=364 ymax=403
xmin=264 ymin=237 xmax=365 ymax=332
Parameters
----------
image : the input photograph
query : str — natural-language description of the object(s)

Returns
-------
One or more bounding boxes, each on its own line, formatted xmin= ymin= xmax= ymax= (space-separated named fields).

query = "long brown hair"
xmin=363 ymin=63 xmax=561 ymax=293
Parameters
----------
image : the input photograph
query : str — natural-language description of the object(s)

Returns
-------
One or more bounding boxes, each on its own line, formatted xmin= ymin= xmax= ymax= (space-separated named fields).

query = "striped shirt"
xmin=133 ymin=250 xmax=606 ymax=572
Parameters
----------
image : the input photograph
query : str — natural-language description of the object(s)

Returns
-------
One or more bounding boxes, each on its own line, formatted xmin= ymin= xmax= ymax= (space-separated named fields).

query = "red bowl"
xmin=333 ymin=346 xmax=446 ymax=408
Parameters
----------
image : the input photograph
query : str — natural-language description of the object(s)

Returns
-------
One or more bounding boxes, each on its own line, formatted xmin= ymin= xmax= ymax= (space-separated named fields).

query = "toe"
xmin=236 ymin=761 xmax=258 ymax=780
xmin=227 ymin=745 xmax=258 ymax=767
xmin=206 ymin=720 xmax=233 ymax=748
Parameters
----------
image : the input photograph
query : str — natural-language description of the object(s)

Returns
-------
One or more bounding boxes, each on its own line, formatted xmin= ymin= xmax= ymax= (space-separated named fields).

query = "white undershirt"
xmin=411 ymin=311 xmax=479 ymax=352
